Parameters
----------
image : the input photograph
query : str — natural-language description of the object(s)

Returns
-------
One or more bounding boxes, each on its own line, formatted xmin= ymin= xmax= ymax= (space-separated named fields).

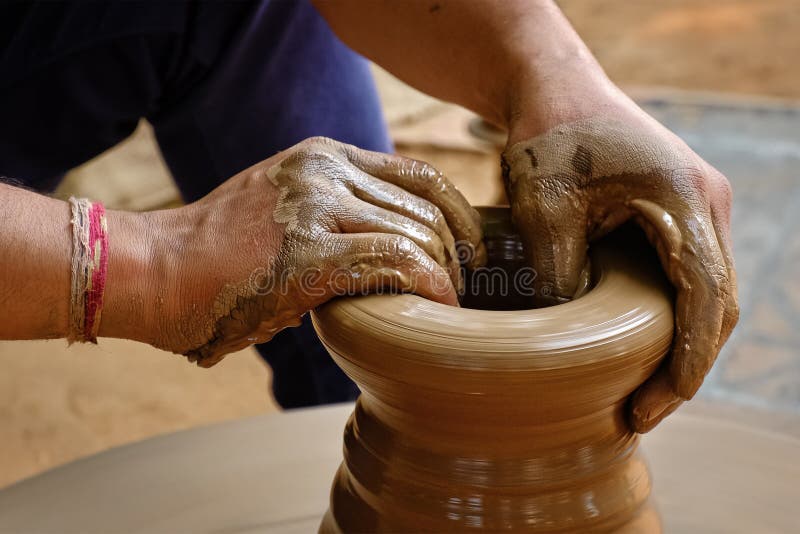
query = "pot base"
xmin=318 ymin=395 xmax=662 ymax=533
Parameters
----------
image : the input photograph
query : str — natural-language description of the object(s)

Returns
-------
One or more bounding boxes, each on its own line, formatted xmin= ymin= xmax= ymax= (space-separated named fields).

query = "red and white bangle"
xmin=68 ymin=197 xmax=108 ymax=343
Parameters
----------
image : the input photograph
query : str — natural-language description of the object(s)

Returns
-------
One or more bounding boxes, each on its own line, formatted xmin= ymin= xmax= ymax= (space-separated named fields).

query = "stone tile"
xmin=747 ymin=299 xmax=796 ymax=340
xmin=735 ymin=365 xmax=800 ymax=408
xmin=720 ymin=341 xmax=798 ymax=387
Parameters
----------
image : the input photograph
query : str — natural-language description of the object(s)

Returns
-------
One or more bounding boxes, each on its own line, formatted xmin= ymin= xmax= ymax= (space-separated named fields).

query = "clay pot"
xmin=312 ymin=207 xmax=673 ymax=533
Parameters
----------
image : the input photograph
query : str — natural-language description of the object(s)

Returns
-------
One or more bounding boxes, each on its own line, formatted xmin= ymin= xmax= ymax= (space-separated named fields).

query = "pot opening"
xmin=460 ymin=208 xmax=661 ymax=311
xmin=459 ymin=206 xmax=540 ymax=311
xmin=458 ymin=228 xmax=538 ymax=311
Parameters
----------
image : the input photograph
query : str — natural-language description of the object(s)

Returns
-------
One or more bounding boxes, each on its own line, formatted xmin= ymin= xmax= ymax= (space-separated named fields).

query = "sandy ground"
xmin=0 ymin=341 xmax=275 ymax=488
xmin=562 ymin=0 xmax=799 ymax=99
xmin=2 ymin=0 xmax=799 ymax=489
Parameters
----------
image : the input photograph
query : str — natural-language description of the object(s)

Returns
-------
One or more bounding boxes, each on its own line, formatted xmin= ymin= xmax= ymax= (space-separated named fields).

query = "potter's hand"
xmin=310 ymin=0 xmax=737 ymax=431
xmin=503 ymin=112 xmax=739 ymax=433
xmin=154 ymin=137 xmax=484 ymax=367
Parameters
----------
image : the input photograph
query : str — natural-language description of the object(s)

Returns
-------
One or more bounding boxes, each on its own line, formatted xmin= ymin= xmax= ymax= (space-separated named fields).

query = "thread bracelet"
xmin=68 ymin=197 xmax=108 ymax=343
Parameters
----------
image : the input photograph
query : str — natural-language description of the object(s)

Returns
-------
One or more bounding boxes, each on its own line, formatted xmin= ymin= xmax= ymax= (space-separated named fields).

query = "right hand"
xmin=146 ymin=137 xmax=485 ymax=367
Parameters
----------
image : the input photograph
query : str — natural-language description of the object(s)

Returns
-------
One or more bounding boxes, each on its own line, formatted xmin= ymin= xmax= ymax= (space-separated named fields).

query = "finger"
xmin=316 ymin=233 xmax=458 ymax=306
xmin=705 ymin=167 xmax=740 ymax=350
xmin=628 ymin=198 xmax=729 ymax=400
xmin=572 ymin=258 xmax=592 ymax=299
xmin=711 ymin=214 xmax=739 ymax=351
xmin=335 ymin=198 xmax=458 ymax=287
xmin=509 ymin=187 xmax=589 ymax=305
xmin=629 ymin=365 xmax=683 ymax=433
xmin=342 ymin=146 xmax=486 ymax=269
xmin=333 ymin=165 xmax=460 ymax=279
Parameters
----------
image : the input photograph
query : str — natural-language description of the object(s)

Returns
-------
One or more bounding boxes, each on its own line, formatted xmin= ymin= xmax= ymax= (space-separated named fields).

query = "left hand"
xmin=503 ymin=97 xmax=739 ymax=433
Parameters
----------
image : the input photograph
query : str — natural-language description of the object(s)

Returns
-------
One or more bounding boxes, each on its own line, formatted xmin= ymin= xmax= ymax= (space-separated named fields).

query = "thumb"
xmin=510 ymin=198 xmax=589 ymax=306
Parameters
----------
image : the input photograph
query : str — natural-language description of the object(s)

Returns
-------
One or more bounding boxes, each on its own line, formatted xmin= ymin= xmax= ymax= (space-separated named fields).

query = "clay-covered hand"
xmin=503 ymin=113 xmax=739 ymax=433
xmin=150 ymin=137 xmax=484 ymax=367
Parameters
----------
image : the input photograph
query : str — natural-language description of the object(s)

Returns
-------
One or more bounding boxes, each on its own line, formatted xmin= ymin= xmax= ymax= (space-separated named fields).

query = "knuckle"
xmin=406 ymin=160 xmax=447 ymax=192
xmin=426 ymin=169 xmax=449 ymax=194
xmin=716 ymin=174 xmax=733 ymax=196
xmin=726 ymin=296 xmax=741 ymax=326
xmin=389 ymin=235 xmax=421 ymax=262
xmin=301 ymin=135 xmax=336 ymax=148
xmin=703 ymin=263 xmax=730 ymax=296
xmin=291 ymin=149 xmax=342 ymax=174
xmin=419 ymin=200 xmax=447 ymax=230
xmin=394 ymin=234 xmax=417 ymax=252
xmin=429 ymin=234 xmax=446 ymax=259
xmin=669 ymin=165 xmax=710 ymax=198
xmin=713 ymin=175 xmax=733 ymax=209
xmin=294 ymin=137 xmax=345 ymax=161
xmin=416 ymin=161 xmax=438 ymax=180
xmin=308 ymin=149 xmax=340 ymax=165
xmin=431 ymin=207 xmax=447 ymax=231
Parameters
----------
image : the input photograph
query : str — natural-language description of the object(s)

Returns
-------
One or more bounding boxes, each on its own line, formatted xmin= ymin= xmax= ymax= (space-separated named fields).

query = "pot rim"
xmin=311 ymin=237 xmax=674 ymax=373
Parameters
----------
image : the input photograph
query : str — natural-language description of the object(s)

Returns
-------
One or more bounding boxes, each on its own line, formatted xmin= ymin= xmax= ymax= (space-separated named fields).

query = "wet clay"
xmin=312 ymin=207 xmax=673 ymax=532
xmin=173 ymin=137 xmax=484 ymax=367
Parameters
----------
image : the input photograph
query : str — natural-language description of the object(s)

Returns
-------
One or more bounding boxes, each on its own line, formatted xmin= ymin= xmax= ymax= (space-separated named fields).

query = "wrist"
xmin=98 ymin=208 xmax=175 ymax=345
xmin=505 ymin=58 xmax=625 ymax=145
xmin=490 ymin=1 xmax=629 ymax=144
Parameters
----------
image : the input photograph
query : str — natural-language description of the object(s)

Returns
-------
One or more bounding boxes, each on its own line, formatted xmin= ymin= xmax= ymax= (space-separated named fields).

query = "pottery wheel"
xmin=0 ymin=400 xmax=796 ymax=534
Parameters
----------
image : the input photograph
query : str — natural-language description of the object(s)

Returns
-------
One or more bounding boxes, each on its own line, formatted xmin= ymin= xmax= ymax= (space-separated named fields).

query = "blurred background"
xmin=1 ymin=0 xmax=798 ymax=488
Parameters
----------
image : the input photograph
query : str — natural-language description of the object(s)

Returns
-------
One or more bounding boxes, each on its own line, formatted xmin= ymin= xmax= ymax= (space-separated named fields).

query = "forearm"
xmin=0 ymin=184 xmax=71 ymax=338
xmin=313 ymin=0 xmax=620 ymax=138
xmin=0 ymin=184 xmax=160 ymax=343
